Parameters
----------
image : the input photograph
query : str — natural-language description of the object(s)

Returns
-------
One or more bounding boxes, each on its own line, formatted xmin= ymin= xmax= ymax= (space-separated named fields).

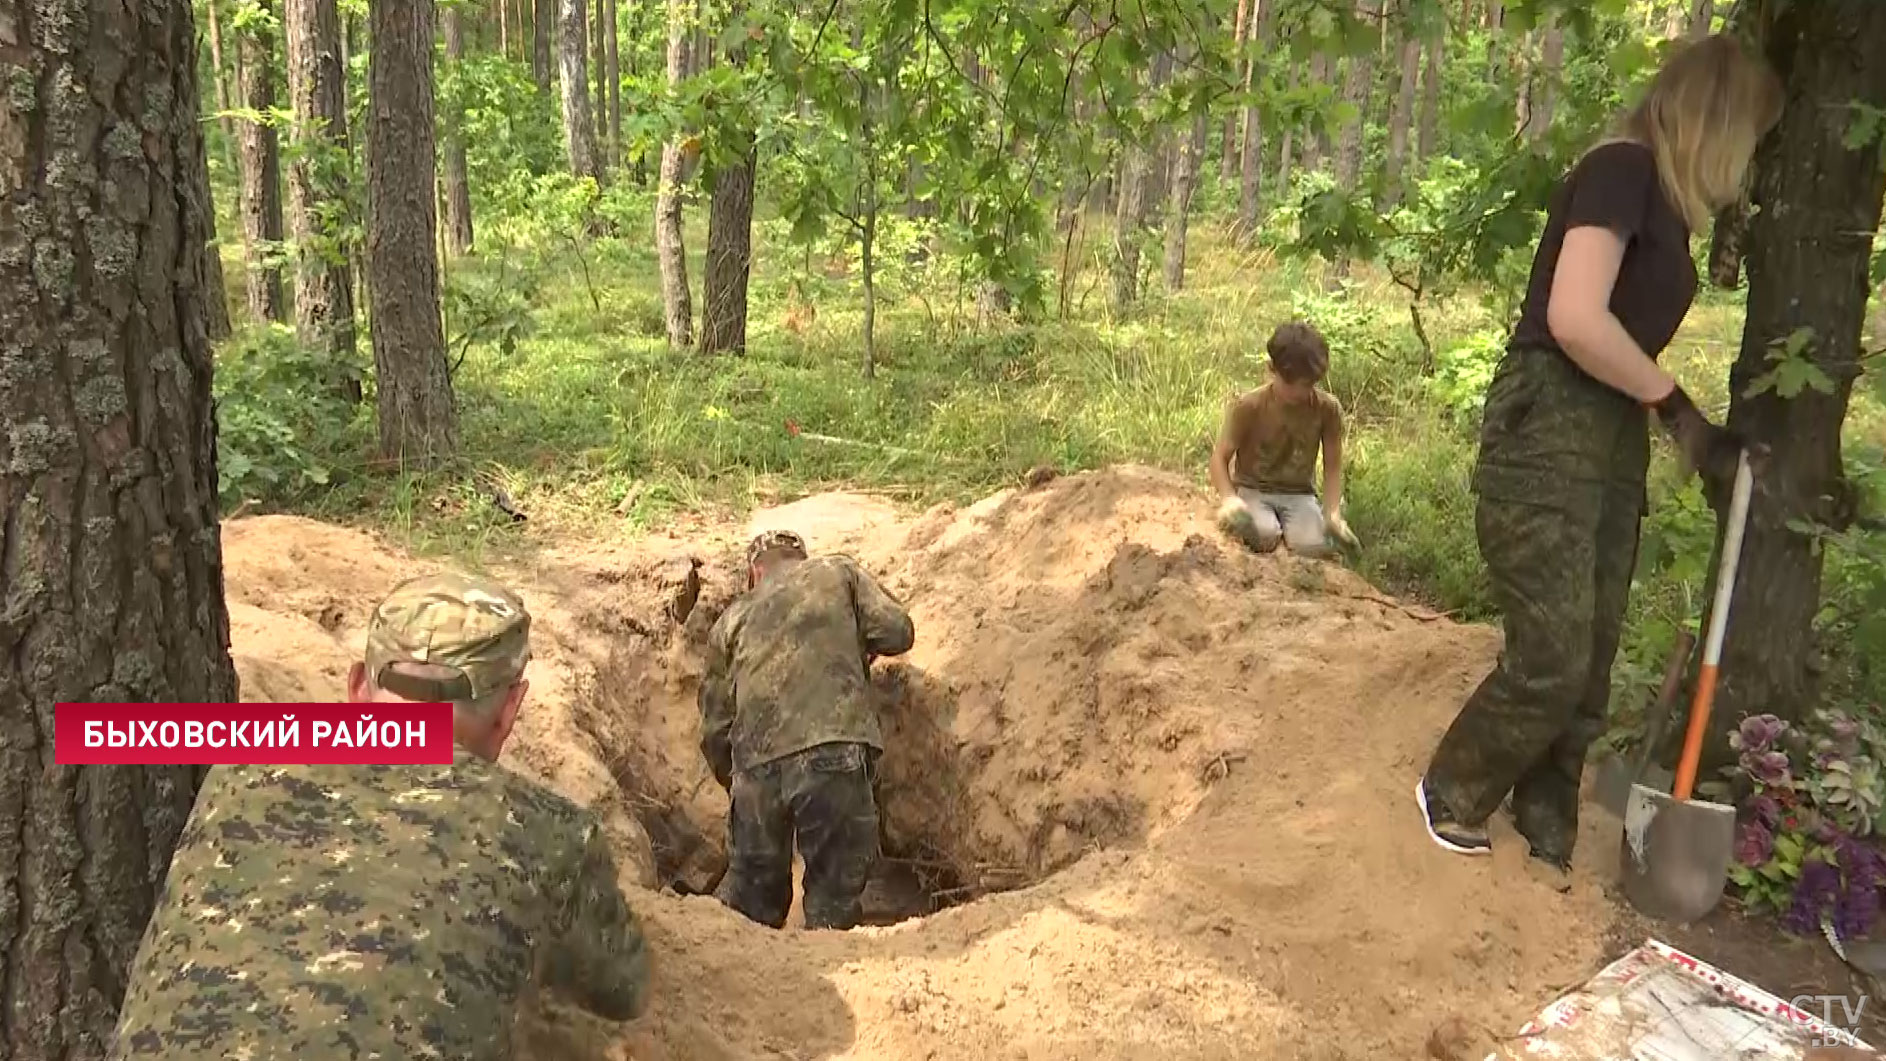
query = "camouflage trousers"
xmin=716 ymin=741 xmax=880 ymax=930
xmin=1425 ymin=346 xmax=1650 ymax=862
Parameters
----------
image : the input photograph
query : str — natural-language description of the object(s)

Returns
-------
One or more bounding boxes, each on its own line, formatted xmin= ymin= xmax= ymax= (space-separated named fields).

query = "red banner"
xmin=54 ymin=703 xmax=455 ymax=765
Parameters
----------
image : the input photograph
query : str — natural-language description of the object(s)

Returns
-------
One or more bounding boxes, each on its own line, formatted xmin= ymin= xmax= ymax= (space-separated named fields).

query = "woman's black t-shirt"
xmin=1509 ymin=140 xmax=1698 ymax=361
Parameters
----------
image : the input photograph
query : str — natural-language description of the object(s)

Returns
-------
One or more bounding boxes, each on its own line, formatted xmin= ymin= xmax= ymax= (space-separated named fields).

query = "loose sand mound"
xmin=221 ymin=466 xmax=1627 ymax=1060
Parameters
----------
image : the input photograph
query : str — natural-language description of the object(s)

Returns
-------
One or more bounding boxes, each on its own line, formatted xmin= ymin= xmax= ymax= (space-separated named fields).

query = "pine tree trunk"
xmin=285 ymin=0 xmax=360 ymax=396
xmin=0 ymin=6 xmax=240 ymax=1060
xmin=1521 ymin=19 xmax=1561 ymax=142
xmin=206 ymin=0 xmax=237 ymax=171
xmin=1274 ymin=60 xmax=1298 ymax=197
xmin=442 ymin=5 xmax=475 ymax=255
xmin=237 ymin=0 xmax=287 ymax=323
xmin=1706 ymin=0 xmax=1886 ymax=762
xmin=701 ymin=0 xmax=755 ymax=356
xmin=1221 ymin=0 xmax=1251 ymax=181
xmin=1164 ymin=112 xmax=1208 ymax=291
xmin=605 ymin=0 xmax=622 ymax=169
xmin=534 ymin=0 xmax=556 ymax=91
xmin=559 ymin=0 xmax=603 ymax=183
xmin=1235 ymin=4 xmax=1266 ymax=239
xmin=367 ymin=0 xmax=459 ymax=467
xmin=1333 ymin=6 xmax=1376 ymax=192
xmin=592 ymin=0 xmax=609 ymax=173
xmin=1416 ymin=30 xmax=1443 ymax=164
xmin=656 ymin=0 xmax=694 ymax=347
xmin=1111 ymin=149 xmax=1145 ymax=310
xmin=1384 ymin=34 xmax=1420 ymax=207
xmin=1303 ymin=53 xmax=1330 ymax=171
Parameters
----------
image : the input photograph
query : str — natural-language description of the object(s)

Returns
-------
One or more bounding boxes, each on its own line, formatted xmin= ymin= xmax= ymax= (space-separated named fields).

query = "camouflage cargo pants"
xmin=1424 ymin=346 xmax=1649 ymax=863
xmin=716 ymin=741 xmax=880 ymax=930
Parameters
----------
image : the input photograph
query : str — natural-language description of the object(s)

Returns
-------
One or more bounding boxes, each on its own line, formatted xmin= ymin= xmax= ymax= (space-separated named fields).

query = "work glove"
xmin=1326 ymin=511 xmax=1361 ymax=552
xmin=1217 ymin=497 xmax=1265 ymax=552
xmin=1650 ymin=384 xmax=1744 ymax=515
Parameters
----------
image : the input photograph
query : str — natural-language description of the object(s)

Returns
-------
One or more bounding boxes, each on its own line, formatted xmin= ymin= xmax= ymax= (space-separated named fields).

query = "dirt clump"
xmin=222 ymin=467 xmax=1631 ymax=1059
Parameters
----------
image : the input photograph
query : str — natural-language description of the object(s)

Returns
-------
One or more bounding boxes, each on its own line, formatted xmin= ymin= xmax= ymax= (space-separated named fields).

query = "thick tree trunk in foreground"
xmin=1704 ymin=0 xmax=1886 ymax=763
xmin=368 ymin=0 xmax=459 ymax=466
xmin=534 ymin=0 xmax=556 ymax=91
xmin=0 ymin=5 xmax=240 ymax=1060
xmin=237 ymin=1 xmax=287 ymax=322
xmin=655 ymin=0 xmax=694 ymax=347
xmin=442 ymin=5 xmax=475 ymax=255
xmin=285 ymin=0 xmax=359 ymax=385
xmin=559 ymin=0 xmax=602 ymax=182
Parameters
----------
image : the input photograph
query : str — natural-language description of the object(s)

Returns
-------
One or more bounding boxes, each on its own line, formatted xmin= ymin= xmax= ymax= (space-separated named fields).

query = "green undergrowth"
xmin=212 ymin=187 xmax=1886 ymax=727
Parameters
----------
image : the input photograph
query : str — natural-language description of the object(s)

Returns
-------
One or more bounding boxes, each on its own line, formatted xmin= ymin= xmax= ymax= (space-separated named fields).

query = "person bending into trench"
xmin=699 ymin=529 xmax=916 ymax=930
xmin=1417 ymin=34 xmax=1782 ymax=877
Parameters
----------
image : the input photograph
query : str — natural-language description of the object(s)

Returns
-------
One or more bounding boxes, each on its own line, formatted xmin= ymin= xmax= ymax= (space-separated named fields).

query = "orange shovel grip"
xmin=1671 ymin=663 xmax=1720 ymax=802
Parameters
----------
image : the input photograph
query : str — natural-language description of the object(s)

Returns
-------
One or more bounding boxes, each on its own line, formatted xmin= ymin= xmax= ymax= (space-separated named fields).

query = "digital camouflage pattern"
xmin=699 ymin=553 xmax=915 ymax=782
xmin=109 ymin=747 xmax=650 ymax=1060
xmin=716 ymin=741 xmax=882 ymax=930
xmin=365 ymin=572 xmax=533 ymax=703
xmin=1425 ymin=346 xmax=1649 ymax=865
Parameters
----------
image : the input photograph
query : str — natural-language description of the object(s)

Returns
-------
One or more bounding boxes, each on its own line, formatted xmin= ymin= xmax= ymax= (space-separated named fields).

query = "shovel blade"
xmin=1593 ymin=755 xmax=1675 ymax=818
xmin=1618 ymin=783 xmax=1735 ymax=923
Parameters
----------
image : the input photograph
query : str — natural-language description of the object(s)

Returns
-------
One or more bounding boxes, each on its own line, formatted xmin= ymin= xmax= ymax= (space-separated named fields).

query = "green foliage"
xmin=1745 ymin=326 xmax=1838 ymax=400
xmin=214 ymin=325 xmax=366 ymax=508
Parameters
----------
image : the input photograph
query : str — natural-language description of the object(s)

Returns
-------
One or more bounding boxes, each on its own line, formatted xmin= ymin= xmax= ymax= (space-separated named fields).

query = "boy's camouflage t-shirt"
xmin=1224 ymin=382 xmax=1343 ymax=495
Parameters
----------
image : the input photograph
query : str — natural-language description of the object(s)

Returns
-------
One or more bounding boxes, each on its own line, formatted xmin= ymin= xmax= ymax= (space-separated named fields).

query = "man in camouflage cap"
xmin=110 ymin=572 xmax=651 ymax=1061
xmin=700 ymin=529 xmax=915 ymax=930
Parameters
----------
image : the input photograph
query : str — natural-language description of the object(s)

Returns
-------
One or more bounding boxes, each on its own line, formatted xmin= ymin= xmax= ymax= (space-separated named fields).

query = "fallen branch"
xmin=1340 ymin=591 xmax=1456 ymax=623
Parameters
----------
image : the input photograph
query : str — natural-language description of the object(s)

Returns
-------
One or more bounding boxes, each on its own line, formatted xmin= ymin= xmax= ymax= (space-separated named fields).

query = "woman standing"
xmin=1416 ymin=34 xmax=1784 ymax=873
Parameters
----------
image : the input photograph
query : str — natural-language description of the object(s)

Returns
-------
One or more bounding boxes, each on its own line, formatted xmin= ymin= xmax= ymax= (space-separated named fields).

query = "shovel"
xmin=1619 ymin=450 xmax=1754 ymax=924
xmin=1594 ymin=627 xmax=1696 ymax=818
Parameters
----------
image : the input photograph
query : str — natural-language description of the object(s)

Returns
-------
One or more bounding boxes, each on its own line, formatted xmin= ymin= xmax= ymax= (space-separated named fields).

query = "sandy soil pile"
xmin=221 ymin=466 xmax=1630 ymax=1060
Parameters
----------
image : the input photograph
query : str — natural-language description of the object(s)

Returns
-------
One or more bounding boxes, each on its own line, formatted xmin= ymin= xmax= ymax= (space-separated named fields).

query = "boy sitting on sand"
xmin=1210 ymin=320 xmax=1360 ymax=557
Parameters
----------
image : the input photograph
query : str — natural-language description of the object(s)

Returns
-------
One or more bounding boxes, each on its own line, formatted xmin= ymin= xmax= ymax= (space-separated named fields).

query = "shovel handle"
xmin=1673 ymin=450 xmax=1755 ymax=802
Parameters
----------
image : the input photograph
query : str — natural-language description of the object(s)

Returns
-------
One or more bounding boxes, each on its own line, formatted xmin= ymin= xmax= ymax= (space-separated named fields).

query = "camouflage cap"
xmin=745 ymin=529 xmax=808 ymax=570
xmin=364 ymin=572 xmax=532 ymax=703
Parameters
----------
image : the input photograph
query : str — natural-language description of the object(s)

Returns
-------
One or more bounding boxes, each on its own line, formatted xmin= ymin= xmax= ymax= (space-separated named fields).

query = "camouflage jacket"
xmin=109 ymin=747 xmax=649 ymax=1061
xmin=700 ymin=555 xmax=915 ymax=781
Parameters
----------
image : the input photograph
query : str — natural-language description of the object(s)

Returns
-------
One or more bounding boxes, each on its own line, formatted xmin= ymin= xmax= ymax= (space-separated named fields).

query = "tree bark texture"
xmin=206 ymin=0 xmax=237 ymax=170
xmin=367 ymin=0 xmax=459 ymax=466
xmin=1417 ymin=30 xmax=1443 ymax=164
xmin=1384 ymin=34 xmax=1420 ymax=207
xmin=591 ymin=0 xmax=607 ymax=171
xmin=534 ymin=0 xmax=555 ymax=91
xmin=701 ymin=2 xmax=754 ymax=356
xmin=1521 ymin=20 xmax=1561 ymax=142
xmin=559 ymin=0 xmax=602 ymax=183
xmin=284 ymin=0 xmax=359 ymax=376
xmin=0 ymin=5 xmax=241 ymax=1060
xmin=1110 ymin=148 xmax=1145 ymax=310
xmin=1221 ymin=0 xmax=1251 ymax=181
xmin=237 ymin=0 xmax=287 ymax=323
xmin=442 ymin=5 xmax=475 ymax=256
xmin=1303 ymin=52 xmax=1330 ymax=171
xmin=1707 ymin=0 xmax=1886 ymax=761
xmin=1274 ymin=61 xmax=1298 ymax=197
xmin=1333 ymin=3 xmax=1377 ymax=193
xmin=605 ymin=0 xmax=622 ymax=169
xmin=655 ymin=0 xmax=694 ymax=347
xmin=1163 ymin=112 xmax=1208 ymax=291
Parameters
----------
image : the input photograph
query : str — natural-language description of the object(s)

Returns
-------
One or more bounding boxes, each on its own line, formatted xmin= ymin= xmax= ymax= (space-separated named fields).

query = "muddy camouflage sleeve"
xmin=539 ymin=825 xmax=651 ymax=1021
xmin=843 ymin=558 xmax=914 ymax=659
xmin=699 ymin=607 xmax=738 ymax=787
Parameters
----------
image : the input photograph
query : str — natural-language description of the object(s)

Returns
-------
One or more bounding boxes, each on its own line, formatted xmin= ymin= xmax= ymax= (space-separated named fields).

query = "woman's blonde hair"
xmin=1597 ymin=33 xmax=1784 ymax=232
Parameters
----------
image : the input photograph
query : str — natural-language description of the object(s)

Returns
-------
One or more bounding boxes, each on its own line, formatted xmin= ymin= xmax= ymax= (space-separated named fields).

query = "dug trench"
xmin=217 ymin=466 xmax=1873 ymax=1060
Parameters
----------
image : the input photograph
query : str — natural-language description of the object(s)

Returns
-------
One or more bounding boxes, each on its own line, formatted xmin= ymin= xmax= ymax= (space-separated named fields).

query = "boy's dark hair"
xmin=1267 ymin=321 xmax=1330 ymax=383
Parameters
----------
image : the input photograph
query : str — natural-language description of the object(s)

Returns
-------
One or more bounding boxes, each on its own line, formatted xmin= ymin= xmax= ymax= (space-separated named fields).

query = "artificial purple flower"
xmin=1749 ymin=750 xmax=1793 ymax=787
xmin=1749 ymin=794 xmax=1782 ymax=826
xmin=1738 ymin=714 xmax=1787 ymax=754
xmin=1815 ymin=820 xmax=1843 ymax=845
xmin=1735 ymin=820 xmax=1775 ymax=867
